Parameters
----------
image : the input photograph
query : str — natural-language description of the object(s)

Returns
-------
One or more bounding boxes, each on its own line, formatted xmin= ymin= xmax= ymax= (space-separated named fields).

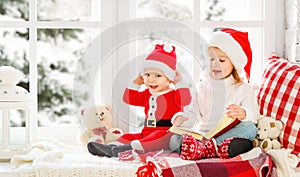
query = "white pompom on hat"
xmin=141 ymin=44 xmax=177 ymax=81
xmin=208 ymin=28 xmax=252 ymax=81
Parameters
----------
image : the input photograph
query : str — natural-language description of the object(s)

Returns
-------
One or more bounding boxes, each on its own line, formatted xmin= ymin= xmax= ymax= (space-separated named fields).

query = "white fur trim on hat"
xmin=141 ymin=60 xmax=176 ymax=81
xmin=208 ymin=32 xmax=247 ymax=73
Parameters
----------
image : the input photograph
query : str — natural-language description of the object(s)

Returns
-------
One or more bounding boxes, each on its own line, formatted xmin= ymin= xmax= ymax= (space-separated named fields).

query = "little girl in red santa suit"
xmin=170 ymin=28 xmax=259 ymax=160
xmin=87 ymin=43 xmax=192 ymax=157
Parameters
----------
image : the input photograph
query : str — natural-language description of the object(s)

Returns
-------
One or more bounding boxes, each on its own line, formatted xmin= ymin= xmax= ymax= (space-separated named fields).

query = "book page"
xmin=169 ymin=126 xmax=204 ymax=140
xmin=204 ymin=114 xmax=236 ymax=139
xmin=169 ymin=114 xmax=239 ymax=140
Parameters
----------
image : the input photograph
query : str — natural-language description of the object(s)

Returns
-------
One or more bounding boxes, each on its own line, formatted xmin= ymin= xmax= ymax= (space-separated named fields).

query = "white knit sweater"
xmin=172 ymin=75 xmax=258 ymax=134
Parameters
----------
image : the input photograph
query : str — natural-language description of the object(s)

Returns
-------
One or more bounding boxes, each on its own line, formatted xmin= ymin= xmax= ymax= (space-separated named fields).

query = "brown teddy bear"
xmin=253 ymin=115 xmax=283 ymax=152
xmin=78 ymin=104 xmax=123 ymax=147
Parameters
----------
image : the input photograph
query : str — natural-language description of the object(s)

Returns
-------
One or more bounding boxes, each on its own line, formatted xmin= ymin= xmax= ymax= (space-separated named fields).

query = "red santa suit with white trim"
xmin=87 ymin=44 xmax=192 ymax=157
xmin=121 ymin=82 xmax=191 ymax=152
xmin=120 ymin=44 xmax=191 ymax=152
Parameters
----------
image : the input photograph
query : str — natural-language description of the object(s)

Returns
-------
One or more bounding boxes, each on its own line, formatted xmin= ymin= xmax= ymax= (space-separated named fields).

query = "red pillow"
xmin=257 ymin=53 xmax=300 ymax=158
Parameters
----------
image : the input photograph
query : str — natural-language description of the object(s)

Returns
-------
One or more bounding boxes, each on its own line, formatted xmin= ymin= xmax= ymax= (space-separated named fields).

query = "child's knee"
xmin=169 ymin=134 xmax=183 ymax=152
xmin=240 ymin=121 xmax=258 ymax=140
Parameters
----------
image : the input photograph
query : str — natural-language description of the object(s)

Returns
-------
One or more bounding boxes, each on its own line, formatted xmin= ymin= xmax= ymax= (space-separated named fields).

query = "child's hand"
xmin=226 ymin=104 xmax=246 ymax=120
xmin=172 ymin=115 xmax=188 ymax=127
xmin=133 ymin=74 xmax=144 ymax=85
xmin=173 ymin=70 xmax=182 ymax=84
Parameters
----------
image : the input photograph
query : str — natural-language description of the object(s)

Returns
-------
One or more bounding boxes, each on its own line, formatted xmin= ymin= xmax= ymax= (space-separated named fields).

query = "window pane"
xmin=0 ymin=0 xmax=28 ymax=21
xmin=0 ymin=28 xmax=29 ymax=108
xmin=37 ymin=0 xmax=100 ymax=21
xmin=37 ymin=28 xmax=101 ymax=127
xmin=136 ymin=0 xmax=193 ymax=21
xmin=0 ymin=28 xmax=29 ymax=69
xmin=0 ymin=28 xmax=29 ymax=146
xmin=200 ymin=0 xmax=264 ymax=21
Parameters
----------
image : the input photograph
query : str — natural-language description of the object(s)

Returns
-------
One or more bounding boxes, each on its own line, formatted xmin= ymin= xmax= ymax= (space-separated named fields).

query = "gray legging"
xmin=169 ymin=121 xmax=258 ymax=153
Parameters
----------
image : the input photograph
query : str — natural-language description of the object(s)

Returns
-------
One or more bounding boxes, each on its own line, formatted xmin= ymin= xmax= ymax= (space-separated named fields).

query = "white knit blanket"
xmin=267 ymin=149 xmax=298 ymax=177
xmin=10 ymin=139 xmax=141 ymax=177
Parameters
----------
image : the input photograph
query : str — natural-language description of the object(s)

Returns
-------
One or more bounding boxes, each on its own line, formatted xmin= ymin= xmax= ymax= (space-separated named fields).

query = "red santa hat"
xmin=141 ymin=44 xmax=177 ymax=81
xmin=208 ymin=28 xmax=252 ymax=81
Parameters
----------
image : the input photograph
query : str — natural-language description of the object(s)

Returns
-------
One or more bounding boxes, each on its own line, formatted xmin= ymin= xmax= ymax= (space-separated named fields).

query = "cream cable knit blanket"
xmin=10 ymin=139 xmax=141 ymax=177
xmin=267 ymin=149 xmax=298 ymax=177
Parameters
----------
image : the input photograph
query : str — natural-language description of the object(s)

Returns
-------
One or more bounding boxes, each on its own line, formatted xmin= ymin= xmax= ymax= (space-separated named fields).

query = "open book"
xmin=169 ymin=114 xmax=240 ymax=140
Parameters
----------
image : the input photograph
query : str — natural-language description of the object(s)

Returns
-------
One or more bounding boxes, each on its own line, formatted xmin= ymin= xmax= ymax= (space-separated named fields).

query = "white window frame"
xmin=102 ymin=0 xmax=283 ymax=133
xmin=128 ymin=0 xmax=282 ymax=82
xmin=1 ymin=0 xmax=283 ymax=145
xmin=32 ymin=0 xmax=119 ymax=144
xmin=125 ymin=0 xmax=282 ymax=131
xmin=0 ymin=0 xmax=119 ymax=145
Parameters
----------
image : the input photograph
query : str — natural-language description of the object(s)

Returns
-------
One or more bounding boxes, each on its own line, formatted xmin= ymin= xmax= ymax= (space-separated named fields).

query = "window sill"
xmin=0 ymin=162 xmax=19 ymax=177
xmin=35 ymin=126 xmax=81 ymax=145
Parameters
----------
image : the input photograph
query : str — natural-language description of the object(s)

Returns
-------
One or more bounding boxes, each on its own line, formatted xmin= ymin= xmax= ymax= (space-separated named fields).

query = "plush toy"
xmin=253 ymin=115 xmax=283 ymax=152
xmin=78 ymin=104 xmax=123 ymax=147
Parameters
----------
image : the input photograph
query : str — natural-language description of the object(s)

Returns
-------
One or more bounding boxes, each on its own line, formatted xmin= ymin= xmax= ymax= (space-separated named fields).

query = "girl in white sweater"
xmin=170 ymin=28 xmax=259 ymax=160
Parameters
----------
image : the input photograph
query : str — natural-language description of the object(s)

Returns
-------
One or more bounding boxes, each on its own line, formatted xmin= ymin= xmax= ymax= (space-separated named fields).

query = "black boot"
xmin=87 ymin=142 xmax=115 ymax=157
xmin=227 ymin=138 xmax=253 ymax=158
xmin=111 ymin=144 xmax=132 ymax=157
xmin=218 ymin=137 xmax=253 ymax=159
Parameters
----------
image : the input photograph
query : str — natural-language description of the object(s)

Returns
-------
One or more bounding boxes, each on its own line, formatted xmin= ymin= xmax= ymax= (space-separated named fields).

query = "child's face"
xmin=142 ymin=67 xmax=171 ymax=93
xmin=208 ymin=47 xmax=234 ymax=80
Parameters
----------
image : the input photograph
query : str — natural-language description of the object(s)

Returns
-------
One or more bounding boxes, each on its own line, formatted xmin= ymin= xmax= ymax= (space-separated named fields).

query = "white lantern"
xmin=0 ymin=66 xmax=33 ymax=159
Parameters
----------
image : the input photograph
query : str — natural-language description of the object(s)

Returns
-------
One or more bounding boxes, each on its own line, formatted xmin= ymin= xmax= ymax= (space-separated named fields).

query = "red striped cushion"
xmin=257 ymin=53 xmax=300 ymax=158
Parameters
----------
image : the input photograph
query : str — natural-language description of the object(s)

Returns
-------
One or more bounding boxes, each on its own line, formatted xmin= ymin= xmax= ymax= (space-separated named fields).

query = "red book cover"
xmin=210 ymin=118 xmax=241 ymax=138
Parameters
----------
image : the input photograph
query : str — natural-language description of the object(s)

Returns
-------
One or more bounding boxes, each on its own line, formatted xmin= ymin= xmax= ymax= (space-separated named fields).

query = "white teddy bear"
xmin=253 ymin=115 xmax=283 ymax=152
xmin=78 ymin=104 xmax=123 ymax=147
